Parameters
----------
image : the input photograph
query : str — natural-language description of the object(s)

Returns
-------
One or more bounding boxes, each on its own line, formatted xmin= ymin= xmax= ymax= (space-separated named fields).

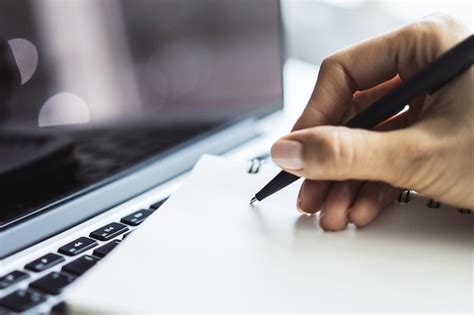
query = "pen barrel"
xmin=255 ymin=171 xmax=299 ymax=201
xmin=425 ymin=34 xmax=474 ymax=94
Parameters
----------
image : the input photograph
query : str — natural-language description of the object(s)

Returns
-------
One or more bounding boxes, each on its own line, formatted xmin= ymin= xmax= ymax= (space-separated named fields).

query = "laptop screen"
xmin=0 ymin=0 xmax=283 ymax=227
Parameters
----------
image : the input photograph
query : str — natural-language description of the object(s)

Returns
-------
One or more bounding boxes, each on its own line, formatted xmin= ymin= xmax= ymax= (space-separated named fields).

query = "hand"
xmin=270 ymin=15 xmax=473 ymax=231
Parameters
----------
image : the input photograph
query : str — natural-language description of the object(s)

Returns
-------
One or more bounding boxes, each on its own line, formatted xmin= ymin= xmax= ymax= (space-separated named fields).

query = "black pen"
xmin=250 ymin=34 xmax=474 ymax=205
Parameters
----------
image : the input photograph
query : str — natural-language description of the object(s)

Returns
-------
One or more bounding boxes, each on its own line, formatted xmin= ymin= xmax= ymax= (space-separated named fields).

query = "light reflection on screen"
xmin=0 ymin=0 xmax=283 ymax=127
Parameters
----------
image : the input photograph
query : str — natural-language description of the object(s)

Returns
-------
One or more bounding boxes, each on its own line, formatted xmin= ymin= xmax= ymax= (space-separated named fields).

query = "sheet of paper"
xmin=65 ymin=155 xmax=473 ymax=313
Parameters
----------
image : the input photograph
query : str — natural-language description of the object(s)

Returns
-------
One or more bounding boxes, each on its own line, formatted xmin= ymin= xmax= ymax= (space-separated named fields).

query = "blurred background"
xmin=283 ymin=0 xmax=473 ymax=65
xmin=0 ymin=0 xmax=283 ymax=126
xmin=0 ymin=0 xmax=472 ymax=127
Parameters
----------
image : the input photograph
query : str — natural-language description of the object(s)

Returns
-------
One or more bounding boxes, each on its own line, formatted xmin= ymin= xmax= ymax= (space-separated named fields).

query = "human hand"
xmin=271 ymin=15 xmax=473 ymax=231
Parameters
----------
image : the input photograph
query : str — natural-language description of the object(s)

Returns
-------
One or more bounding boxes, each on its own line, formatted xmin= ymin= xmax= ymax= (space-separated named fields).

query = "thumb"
xmin=270 ymin=125 xmax=427 ymax=188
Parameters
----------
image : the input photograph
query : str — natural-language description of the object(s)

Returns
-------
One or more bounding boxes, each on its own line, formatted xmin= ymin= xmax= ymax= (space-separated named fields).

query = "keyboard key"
xmin=58 ymin=237 xmax=98 ymax=256
xmin=121 ymin=209 xmax=153 ymax=226
xmin=0 ymin=289 xmax=46 ymax=312
xmin=90 ymin=222 xmax=129 ymax=241
xmin=150 ymin=197 xmax=168 ymax=210
xmin=50 ymin=301 xmax=67 ymax=314
xmin=62 ymin=255 xmax=99 ymax=276
xmin=122 ymin=231 xmax=133 ymax=239
xmin=0 ymin=270 xmax=30 ymax=289
xmin=25 ymin=253 xmax=65 ymax=272
xmin=30 ymin=272 xmax=75 ymax=295
xmin=93 ymin=239 xmax=121 ymax=258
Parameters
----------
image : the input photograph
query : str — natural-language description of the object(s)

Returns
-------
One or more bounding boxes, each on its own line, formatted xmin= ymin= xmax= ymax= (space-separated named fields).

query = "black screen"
xmin=0 ymin=0 xmax=283 ymax=227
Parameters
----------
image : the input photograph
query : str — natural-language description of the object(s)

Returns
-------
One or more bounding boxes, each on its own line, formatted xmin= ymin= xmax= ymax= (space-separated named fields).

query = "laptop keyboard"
xmin=58 ymin=237 xmax=98 ymax=257
xmin=0 ymin=290 xmax=46 ymax=313
xmin=89 ymin=222 xmax=129 ymax=241
xmin=29 ymin=272 xmax=76 ymax=296
xmin=0 ymin=154 xmax=270 ymax=313
xmin=0 ymin=197 xmax=169 ymax=314
xmin=25 ymin=254 xmax=65 ymax=273
xmin=62 ymin=255 xmax=99 ymax=276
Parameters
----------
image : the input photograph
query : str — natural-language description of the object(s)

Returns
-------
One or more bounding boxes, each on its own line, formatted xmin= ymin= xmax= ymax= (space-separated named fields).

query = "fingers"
xmin=297 ymin=180 xmax=397 ymax=231
xmin=297 ymin=180 xmax=331 ymax=215
xmin=348 ymin=182 xmax=400 ymax=227
xmin=291 ymin=77 xmax=405 ymax=224
xmin=271 ymin=125 xmax=428 ymax=189
xmin=319 ymin=181 xmax=362 ymax=231
xmin=293 ymin=16 xmax=467 ymax=132
xmin=290 ymin=112 xmax=412 ymax=230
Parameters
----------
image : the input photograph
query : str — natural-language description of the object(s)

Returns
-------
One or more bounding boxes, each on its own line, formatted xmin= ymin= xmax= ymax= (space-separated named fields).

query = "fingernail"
xmin=297 ymin=206 xmax=312 ymax=217
xmin=271 ymin=140 xmax=304 ymax=170
xmin=297 ymin=197 xmax=311 ymax=216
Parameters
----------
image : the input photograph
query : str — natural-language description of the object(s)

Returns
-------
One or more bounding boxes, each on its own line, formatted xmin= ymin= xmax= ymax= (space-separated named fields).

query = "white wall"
xmin=282 ymin=0 xmax=473 ymax=65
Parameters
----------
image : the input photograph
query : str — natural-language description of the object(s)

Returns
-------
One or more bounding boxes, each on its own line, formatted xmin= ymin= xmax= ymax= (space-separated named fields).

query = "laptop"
xmin=0 ymin=1 xmax=283 ymax=313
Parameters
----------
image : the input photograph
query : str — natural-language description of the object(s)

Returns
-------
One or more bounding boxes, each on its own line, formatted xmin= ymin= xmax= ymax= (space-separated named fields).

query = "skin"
xmin=270 ymin=15 xmax=473 ymax=231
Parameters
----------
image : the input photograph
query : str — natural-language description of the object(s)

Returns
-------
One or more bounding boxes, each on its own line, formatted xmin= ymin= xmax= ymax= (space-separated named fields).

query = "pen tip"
xmin=250 ymin=196 xmax=258 ymax=205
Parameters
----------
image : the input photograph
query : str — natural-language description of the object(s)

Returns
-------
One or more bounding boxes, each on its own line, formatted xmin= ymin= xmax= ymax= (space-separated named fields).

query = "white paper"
xmin=65 ymin=155 xmax=473 ymax=313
